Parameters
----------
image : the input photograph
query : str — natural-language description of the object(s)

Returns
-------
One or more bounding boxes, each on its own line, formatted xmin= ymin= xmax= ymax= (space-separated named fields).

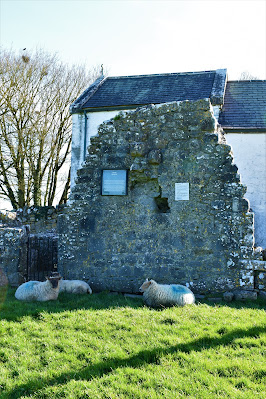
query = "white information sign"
xmin=175 ymin=183 xmax=189 ymax=201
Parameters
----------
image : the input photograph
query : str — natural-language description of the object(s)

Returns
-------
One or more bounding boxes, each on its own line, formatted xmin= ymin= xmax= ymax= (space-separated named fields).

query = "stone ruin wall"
xmin=58 ymin=99 xmax=265 ymax=294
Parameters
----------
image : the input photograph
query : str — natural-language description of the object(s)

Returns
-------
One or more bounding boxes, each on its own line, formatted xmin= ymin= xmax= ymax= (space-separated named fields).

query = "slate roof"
xmin=219 ymin=81 xmax=266 ymax=131
xmin=70 ymin=69 xmax=227 ymax=113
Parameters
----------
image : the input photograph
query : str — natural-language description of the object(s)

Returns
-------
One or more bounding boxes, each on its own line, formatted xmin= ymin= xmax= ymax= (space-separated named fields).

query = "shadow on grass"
xmin=1 ymin=287 xmax=265 ymax=322
xmin=0 ymin=287 xmax=144 ymax=321
xmin=3 ymin=324 xmax=266 ymax=398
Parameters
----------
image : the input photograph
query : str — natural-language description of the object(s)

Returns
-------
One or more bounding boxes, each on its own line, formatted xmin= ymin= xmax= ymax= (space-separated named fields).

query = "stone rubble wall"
xmin=0 ymin=206 xmax=64 ymax=286
xmin=58 ymin=99 xmax=265 ymax=294
xmin=0 ymin=227 xmax=28 ymax=286
xmin=16 ymin=206 xmax=62 ymax=234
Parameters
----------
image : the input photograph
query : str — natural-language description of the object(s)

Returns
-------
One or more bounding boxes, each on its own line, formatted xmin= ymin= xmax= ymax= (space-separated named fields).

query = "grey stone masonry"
xmin=0 ymin=227 xmax=28 ymax=286
xmin=58 ymin=99 xmax=264 ymax=294
xmin=16 ymin=206 xmax=60 ymax=234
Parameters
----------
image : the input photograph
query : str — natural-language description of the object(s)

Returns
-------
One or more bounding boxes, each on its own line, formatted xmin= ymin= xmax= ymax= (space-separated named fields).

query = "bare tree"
xmin=0 ymin=48 xmax=101 ymax=209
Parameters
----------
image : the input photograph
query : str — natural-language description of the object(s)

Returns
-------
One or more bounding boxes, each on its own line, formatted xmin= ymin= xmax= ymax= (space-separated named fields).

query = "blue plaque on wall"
xmin=102 ymin=170 xmax=127 ymax=195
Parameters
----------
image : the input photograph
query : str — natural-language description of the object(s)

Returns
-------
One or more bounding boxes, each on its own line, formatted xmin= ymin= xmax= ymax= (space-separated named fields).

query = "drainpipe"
xmin=83 ymin=111 xmax=87 ymax=162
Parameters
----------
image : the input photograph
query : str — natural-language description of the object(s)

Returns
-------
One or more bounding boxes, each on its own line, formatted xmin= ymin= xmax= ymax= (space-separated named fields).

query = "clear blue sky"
xmin=1 ymin=0 xmax=266 ymax=80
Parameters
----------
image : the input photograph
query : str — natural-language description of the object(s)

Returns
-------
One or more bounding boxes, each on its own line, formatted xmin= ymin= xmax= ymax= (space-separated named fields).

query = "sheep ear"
xmin=144 ymin=280 xmax=152 ymax=288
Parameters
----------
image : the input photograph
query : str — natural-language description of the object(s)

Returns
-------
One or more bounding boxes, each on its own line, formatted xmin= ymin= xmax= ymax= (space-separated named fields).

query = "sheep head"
xmin=46 ymin=273 xmax=62 ymax=288
xmin=139 ymin=279 xmax=156 ymax=292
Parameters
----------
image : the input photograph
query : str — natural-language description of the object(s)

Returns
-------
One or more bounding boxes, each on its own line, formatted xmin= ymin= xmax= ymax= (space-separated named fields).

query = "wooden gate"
xmin=26 ymin=234 xmax=58 ymax=281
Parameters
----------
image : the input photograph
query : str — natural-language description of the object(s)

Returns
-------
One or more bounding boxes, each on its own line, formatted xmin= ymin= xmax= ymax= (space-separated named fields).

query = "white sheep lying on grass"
xmin=15 ymin=274 xmax=62 ymax=302
xmin=59 ymin=279 xmax=92 ymax=294
xmin=139 ymin=279 xmax=195 ymax=308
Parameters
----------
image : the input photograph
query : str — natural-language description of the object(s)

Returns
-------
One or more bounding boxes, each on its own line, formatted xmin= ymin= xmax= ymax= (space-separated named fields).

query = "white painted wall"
xmin=212 ymin=105 xmax=221 ymax=120
xmin=226 ymin=133 xmax=266 ymax=248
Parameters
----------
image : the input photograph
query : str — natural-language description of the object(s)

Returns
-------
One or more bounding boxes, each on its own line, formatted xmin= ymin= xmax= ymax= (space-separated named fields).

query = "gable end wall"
xmin=59 ymin=99 xmax=262 ymax=294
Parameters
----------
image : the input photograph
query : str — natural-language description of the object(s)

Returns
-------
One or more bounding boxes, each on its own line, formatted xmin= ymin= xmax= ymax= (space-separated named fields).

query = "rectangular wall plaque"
xmin=175 ymin=183 xmax=189 ymax=201
xmin=102 ymin=170 xmax=127 ymax=196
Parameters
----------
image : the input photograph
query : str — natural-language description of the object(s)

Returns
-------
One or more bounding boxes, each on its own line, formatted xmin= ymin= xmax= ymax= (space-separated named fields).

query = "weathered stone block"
xmin=130 ymin=142 xmax=146 ymax=157
xmin=258 ymin=291 xmax=266 ymax=300
xmin=223 ymin=291 xmax=234 ymax=302
xmin=233 ymin=290 xmax=257 ymax=301
xmin=147 ymin=150 xmax=162 ymax=164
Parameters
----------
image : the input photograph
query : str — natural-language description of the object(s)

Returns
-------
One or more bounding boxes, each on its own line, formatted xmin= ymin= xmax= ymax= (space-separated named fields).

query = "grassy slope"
xmin=0 ymin=287 xmax=265 ymax=399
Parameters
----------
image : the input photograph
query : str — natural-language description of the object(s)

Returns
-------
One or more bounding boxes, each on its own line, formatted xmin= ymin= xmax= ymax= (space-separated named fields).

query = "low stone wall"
xmin=0 ymin=206 xmax=63 ymax=286
xmin=16 ymin=206 xmax=61 ymax=234
xmin=0 ymin=227 xmax=28 ymax=286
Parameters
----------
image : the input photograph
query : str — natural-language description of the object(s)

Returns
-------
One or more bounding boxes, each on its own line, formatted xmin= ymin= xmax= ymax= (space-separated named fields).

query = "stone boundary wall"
xmin=0 ymin=206 xmax=64 ymax=234
xmin=0 ymin=206 xmax=64 ymax=286
xmin=16 ymin=206 xmax=64 ymax=234
xmin=0 ymin=227 xmax=28 ymax=286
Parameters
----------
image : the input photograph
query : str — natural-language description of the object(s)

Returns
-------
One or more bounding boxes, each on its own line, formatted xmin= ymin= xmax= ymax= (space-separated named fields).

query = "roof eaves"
xmin=210 ymin=69 xmax=227 ymax=106
xmin=222 ymin=126 xmax=266 ymax=133
xmin=226 ymin=79 xmax=266 ymax=83
xmin=77 ymin=104 xmax=145 ymax=113
xmin=70 ymin=75 xmax=106 ymax=114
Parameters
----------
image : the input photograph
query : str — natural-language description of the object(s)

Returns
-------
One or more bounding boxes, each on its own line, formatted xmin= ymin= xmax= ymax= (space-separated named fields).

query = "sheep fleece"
xmin=59 ymin=280 xmax=92 ymax=294
xmin=143 ymin=282 xmax=195 ymax=307
xmin=15 ymin=280 xmax=59 ymax=302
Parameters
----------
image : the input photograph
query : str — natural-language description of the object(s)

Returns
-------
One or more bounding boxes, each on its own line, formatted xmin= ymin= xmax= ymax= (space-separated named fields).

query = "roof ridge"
xmin=106 ymin=70 xmax=218 ymax=80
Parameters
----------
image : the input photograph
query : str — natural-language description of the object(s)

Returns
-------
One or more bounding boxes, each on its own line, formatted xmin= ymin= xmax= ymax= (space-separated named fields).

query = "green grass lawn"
xmin=0 ymin=286 xmax=265 ymax=399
